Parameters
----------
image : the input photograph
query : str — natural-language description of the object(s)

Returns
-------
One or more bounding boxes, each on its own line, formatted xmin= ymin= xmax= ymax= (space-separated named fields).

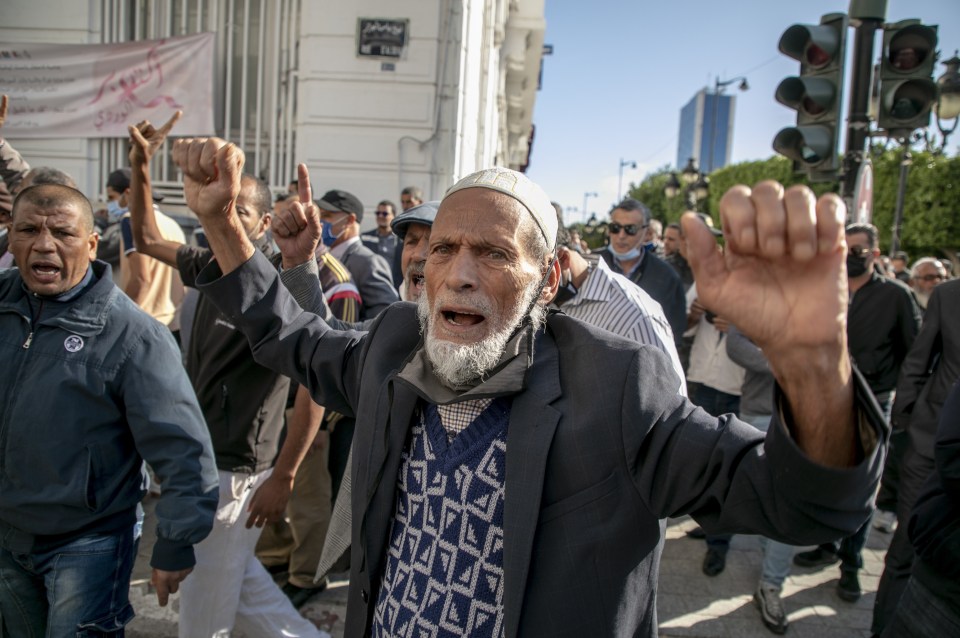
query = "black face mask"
xmin=847 ymin=253 xmax=870 ymax=278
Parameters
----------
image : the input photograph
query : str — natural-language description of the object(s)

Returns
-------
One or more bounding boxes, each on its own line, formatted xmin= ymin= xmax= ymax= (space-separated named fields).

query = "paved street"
xmin=127 ymin=499 xmax=891 ymax=637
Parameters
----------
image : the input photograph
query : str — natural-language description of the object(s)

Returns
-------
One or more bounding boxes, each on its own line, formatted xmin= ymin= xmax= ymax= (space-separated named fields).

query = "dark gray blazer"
xmin=199 ymin=252 xmax=886 ymax=638
xmin=893 ymin=279 xmax=960 ymax=459
xmin=337 ymin=239 xmax=399 ymax=320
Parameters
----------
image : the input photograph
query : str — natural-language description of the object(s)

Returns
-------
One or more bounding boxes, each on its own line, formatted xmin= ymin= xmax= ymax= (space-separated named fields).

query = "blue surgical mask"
xmin=106 ymin=200 xmax=127 ymax=221
xmin=321 ymin=220 xmax=339 ymax=247
xmin=609 ymin=246 xmax=641 ymax=261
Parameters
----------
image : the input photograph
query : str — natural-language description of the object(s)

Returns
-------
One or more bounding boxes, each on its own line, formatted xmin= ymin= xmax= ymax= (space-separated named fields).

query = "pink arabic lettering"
xmin=89 ymin=41 xmax=183 ymax=130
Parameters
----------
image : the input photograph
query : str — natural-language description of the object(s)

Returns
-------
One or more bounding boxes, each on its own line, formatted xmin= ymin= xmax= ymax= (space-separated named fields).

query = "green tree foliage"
xmin=624 ymin=165 xmax=688 ymax=224
xmin=626 ymin=151 xmax=958 ymax=264
xmin=870 ymin=148 xmax=960 ymax=263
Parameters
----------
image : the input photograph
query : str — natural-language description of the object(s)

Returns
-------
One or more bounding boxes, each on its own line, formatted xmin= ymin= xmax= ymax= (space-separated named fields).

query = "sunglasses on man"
xmin=608 ymin=223 xmax=645 ymax=236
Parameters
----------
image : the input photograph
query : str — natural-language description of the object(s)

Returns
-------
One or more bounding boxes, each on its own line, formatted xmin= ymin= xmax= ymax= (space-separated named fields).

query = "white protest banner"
xmin=0 ymin=33 xmax=215 ymax=138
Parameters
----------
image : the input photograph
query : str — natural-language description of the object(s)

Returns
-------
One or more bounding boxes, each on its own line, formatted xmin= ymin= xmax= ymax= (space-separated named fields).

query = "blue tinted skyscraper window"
xmin=676 ymin=89 xmax=736 ymax=172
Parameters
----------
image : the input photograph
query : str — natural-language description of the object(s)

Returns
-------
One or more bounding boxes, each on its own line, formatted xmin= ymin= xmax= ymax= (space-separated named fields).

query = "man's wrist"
xmin=281 ymin=254 xmax=315 ymax=271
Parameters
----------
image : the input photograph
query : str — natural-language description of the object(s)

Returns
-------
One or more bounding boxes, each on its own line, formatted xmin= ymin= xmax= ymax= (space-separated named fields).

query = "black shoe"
xmin=685 ymin=526 xmax=707 ymax=539
xmin=282 ymin=581 xmax=327 ymax=609
xmin=702 ymin=548 xmax=727 ymax=576
xmin=837 ymin=570 xmax=861 ymax=602
xmin=793 ymin=547 xmax=839 ymax=568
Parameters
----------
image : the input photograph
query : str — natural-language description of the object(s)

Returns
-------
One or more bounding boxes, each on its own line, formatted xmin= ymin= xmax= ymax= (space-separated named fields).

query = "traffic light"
xmin=773 ymin=13 xmax=848 ymax=180
xmin=876 ymin=20 xmax=938 ymax=137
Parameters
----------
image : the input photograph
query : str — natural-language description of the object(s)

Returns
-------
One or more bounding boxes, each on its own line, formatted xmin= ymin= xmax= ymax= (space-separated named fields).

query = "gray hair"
xmin=910 ymin=257 xmax=945 ymax=278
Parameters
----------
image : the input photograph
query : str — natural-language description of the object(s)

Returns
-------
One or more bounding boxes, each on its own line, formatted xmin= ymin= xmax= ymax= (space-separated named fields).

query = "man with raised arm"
xmin=177 ymin=137 xmax=886 ymax=638
xmin=125 ymin=117 xmax=325 ymax=637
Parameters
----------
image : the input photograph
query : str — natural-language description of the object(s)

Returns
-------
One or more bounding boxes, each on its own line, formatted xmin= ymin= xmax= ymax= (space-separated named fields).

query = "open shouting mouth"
xmin=30 ymin=260 xmax=62 ymax=284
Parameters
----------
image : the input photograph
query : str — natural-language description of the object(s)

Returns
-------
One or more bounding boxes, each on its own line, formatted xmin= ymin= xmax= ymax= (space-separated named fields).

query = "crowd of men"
xmin=0 ymin=97 xmax=957 ymax=638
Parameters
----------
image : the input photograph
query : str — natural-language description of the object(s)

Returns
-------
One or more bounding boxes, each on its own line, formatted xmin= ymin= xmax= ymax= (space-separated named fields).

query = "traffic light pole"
xmin=889 ymin=145 xmax=912 ymax=255
xmin=841 ymin=1 xmax=886 ymax=209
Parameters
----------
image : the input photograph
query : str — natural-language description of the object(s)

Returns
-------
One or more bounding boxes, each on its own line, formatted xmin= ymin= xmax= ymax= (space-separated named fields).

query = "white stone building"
xmin=0 ymin=0 xmax=545 ymax=224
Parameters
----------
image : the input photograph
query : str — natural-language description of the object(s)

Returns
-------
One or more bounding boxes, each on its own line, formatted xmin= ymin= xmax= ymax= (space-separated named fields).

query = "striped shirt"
xmin=560 ymin=258 xmax=687 ymax=395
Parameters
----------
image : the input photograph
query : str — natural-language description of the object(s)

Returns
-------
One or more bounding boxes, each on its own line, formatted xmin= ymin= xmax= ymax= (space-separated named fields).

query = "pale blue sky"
xmin=527 ymin=0 xmax=959 ymax=223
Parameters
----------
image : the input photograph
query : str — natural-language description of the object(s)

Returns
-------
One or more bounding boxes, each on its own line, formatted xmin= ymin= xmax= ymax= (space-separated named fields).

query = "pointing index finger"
xmin=157 ymin=110 xmax=183 ymax=137
xmin=298 ymin=163 xmax=312 ymax=205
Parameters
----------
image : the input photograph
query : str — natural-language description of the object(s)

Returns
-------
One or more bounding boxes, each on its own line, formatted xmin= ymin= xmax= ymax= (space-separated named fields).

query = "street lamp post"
xmin=934 ymin=51 xmax=960 ymax=150
xmin=664 ymin=157 xmax=710 ymax=213
xmin=618 ymin=158 xmax=637 ymax=202
xmin=582 ymin=191 xmax=598 ymax=223
xmin=708 ymin=76 xmax=749 ymax=173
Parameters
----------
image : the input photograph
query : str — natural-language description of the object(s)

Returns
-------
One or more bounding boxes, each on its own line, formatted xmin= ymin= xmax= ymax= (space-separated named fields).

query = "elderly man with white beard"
xmin=175 ymin=137 xmax=887 ymax=638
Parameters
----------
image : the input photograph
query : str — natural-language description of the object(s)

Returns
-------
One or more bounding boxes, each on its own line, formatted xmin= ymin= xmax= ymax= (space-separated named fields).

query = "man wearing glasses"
xmin=597 ymin=198 xmax=687 ymax=343
xmin=908 ymin=257 xmax=947 ymax=314
xmin=362 ymin=200 xmax=403 ymax=287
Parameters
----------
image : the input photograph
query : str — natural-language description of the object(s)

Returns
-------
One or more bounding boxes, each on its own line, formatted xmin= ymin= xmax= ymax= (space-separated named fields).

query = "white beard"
xmin=417 ymin=278 xmax=546 ymax=388
xmin=913 ymin=289 xmax=930 ymax=309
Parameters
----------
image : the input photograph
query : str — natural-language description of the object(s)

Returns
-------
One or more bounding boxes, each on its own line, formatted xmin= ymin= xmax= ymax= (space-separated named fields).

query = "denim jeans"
xmin=0 ymin=524 xmax=139 ymax=637
xmin=739 ymin=413 xmax=800 ymax=589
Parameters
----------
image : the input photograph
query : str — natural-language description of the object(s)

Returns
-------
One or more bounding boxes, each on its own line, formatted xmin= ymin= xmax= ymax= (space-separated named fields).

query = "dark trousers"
xmin=880 ymin=574 xmax=960 ymax=637
xmin=692 ymin=384 xmax=740 ymax=554
xmin=876 ymin=429 xmax=908 ymax=512
xmin=872 ymin=445 xmax=936 ymax=635
xmin=816 ymin=392 xmax=893 ymax=573
xmin=816 ymin=516 xmax=872 ymax=572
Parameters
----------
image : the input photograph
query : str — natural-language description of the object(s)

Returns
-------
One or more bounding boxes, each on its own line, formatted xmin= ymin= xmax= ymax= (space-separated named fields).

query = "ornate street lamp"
xmin=707 ymin=76 xmax=749 ymax=172
xmin=934 ymin=51 xmax=960 ymax=150
xmin=665 ymin=157 xmax=709 ymax=212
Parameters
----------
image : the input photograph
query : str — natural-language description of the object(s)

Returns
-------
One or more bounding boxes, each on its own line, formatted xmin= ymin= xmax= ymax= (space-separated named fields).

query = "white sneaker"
xmin=754 ymin=582 xmax=788 ymax=634
xmin=873 ymin=510 xmax=897 ymax=533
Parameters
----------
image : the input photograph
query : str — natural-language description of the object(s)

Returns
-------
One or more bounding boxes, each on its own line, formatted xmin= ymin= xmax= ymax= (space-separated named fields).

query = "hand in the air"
xmin=171 ymin=137 xmax=244 ymax=220
xmin=129 ymin=111 xmax=182 ymax=167
xmin=272 ymin=163 xmax=323 ymax=269
xmin=682 ymin=181 xmax=847 ymax=362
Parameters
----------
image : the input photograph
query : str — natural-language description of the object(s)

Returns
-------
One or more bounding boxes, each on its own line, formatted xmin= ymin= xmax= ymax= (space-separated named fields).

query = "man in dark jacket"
xmin=176 ymin=138 xmax=887 ymax=638
xmin=596 ymin=198 xmax=686 ymax=343
xmin=0 ymin=184 xmax=218 ymax=636
xmin=880 ymin=380 xmax=960 ymax=636
xmin=126 ymin=115 xmax=324 ymax=637
xmin=872 ymin=278 xmax=960 ymax=635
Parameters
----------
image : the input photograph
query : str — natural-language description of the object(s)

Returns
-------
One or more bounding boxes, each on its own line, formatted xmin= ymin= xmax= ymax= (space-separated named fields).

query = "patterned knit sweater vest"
xmin=371 ymin=399 xmax=511 ymax=637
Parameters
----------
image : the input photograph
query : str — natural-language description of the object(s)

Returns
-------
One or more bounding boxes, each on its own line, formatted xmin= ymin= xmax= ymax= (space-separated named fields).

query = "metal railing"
xmin=96 ymin=0 xmax=300 ymax=208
